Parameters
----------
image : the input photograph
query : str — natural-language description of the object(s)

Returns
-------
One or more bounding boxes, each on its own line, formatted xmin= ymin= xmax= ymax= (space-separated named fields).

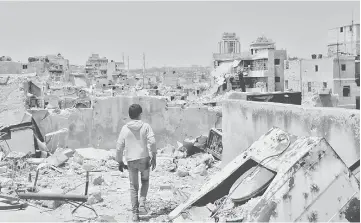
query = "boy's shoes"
xmin=139 ymin=205 xmax=149 ymax=216
xmin=132 ymin=214 xmax=139 ymax=222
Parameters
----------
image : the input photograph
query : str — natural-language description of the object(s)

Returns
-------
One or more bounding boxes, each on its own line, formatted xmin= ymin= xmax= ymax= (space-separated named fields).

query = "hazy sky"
xmin=0 ymin=1 xmax=359 ymax=68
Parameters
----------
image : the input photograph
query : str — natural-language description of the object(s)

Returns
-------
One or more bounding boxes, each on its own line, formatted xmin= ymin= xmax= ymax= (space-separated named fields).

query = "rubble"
xmin=87 ymin=191 xmax=103 ymax=205
xmin=93 ymin=175 xmax=104 ymax=185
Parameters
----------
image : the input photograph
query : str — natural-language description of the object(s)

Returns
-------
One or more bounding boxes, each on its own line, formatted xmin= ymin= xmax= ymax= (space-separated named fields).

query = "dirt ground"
xmin=1 ymin=150 xmax=221 ymax=223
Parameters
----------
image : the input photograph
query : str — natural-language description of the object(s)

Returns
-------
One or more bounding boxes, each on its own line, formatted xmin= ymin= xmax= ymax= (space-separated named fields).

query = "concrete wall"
xmin=0 ymin=61 xmax=23 ymax=74
xmin=31 ymin=96 xmax=219 ymax=151
xmin=222 ymin=100 xmax=360 ymax=168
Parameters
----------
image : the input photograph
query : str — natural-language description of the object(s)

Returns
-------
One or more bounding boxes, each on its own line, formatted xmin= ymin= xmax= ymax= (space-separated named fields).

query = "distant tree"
xmin=45 ymin=57 xmax=49 ymax=63
xmin=28 ymin=57 xmax=38 ymax=63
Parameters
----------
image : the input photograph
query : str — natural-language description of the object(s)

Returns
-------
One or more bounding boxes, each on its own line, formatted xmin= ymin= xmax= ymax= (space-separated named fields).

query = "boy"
xmin=116 ymin=104 xmax=157 ymax=222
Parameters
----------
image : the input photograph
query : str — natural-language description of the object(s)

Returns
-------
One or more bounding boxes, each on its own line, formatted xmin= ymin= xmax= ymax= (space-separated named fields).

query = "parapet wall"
xmin=31 ymin=96 xmax=220 ymax=151
xmin=222 ymin=99 xmax=360 ymax=168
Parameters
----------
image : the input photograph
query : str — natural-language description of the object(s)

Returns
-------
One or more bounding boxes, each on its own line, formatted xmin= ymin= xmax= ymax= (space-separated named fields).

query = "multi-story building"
xmin=85 ymin=54 xmax=108 ymax=76
xmin=213 ymin=32 xmax=242 ymax=68
xmin=107 ymin=61 xmax=126 ymax=82
xmin=284 ymin=55 xmax=360 ymax=108
xmin=327 ymin=23 xmax=360 ymax=57
xmin=212 ymin=34 xmax=287 ymax=93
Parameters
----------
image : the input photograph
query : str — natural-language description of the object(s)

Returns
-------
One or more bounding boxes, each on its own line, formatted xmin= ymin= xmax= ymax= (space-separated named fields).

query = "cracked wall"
xmin=222 ymin=100 xmax=360 ymax=168
xmin=31 ymin=96 xmax=219 ymax=151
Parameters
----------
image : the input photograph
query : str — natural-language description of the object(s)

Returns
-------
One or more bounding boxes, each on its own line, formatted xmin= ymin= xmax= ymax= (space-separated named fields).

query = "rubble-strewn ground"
xmin=1 ymin=149 xmax=222 ymax=222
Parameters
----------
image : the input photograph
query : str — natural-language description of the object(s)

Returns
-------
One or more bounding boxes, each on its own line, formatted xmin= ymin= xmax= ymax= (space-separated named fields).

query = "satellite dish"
xmin=229 ymin=165 xmax=275 ymax=203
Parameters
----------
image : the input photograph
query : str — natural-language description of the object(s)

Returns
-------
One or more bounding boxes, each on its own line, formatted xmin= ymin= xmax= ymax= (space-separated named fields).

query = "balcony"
xmin=318 ymin=88 xmax=331 ymax=95
xmin=244 ymin=69 xmax=268 ymax=78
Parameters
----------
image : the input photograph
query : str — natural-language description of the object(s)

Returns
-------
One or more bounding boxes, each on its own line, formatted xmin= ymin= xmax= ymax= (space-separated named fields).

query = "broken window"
xmin=251 ymin=49 xmax=254 ymax=55
xmin=22 ymin=64 xmax=27 ymax=69
xmin=285 ymin=80 xmax=289 ymax=89
xmin=350 ymin=26 xmax=353 ymax=31
xmin=340 ymin=27 xmax=343 ymax=33
xmin=315 ymin=65 xmax=318 ymax=72
xmin=308 ymin=82 xmax=312 ymax=92
xmin=274 ymin=59 xmax=280 ymax=65
xmin=341 ymin=64 xmax=346 ymax=71
xmin=323 ymin=82 xmax=327 ymax=88
xmin=275 ymin=77 xmax=280 ymax=82
xmin=343 ymin=86 xmax=350 ymax=97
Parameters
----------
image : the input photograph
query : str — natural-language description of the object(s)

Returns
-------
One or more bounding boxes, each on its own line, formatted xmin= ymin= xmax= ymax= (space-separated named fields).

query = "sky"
xmin=0 ymin=1 xmax=359 ymax=69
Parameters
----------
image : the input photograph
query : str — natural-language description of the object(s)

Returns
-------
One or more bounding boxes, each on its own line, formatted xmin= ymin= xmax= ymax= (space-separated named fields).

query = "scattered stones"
xmin=189 ymin=163 xmax=207 ymax=177
xmin=0 ymin=166 xmax=8 ymax=174
xmin=176 ymin=169 xmax=189 ymax=177
xmin=93 ymin=175 xmax=104 ymax=185
xmin=73 ymin=153 xmax=84 ymax=165
xmin=87 ymin=191 xmax=103 ymax=205
xmin=105 ymin=160 xmax=118 ymax=169
xmin=62 ymin=148 xmax=75 ymax=158
xmin=39 ymin=188 xmax=65 ymax=209
xmin=0 ymin=177 xmax=14 ymax=187
xmin=97 ymin=215 xmax=116 ymax=222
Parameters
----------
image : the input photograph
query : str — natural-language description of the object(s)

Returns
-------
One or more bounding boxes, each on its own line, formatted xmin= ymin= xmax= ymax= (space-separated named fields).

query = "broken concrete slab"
xmin=45 ymin=128 xmax=69 ymax=153
xmin=168 ymin=127 xmax=361 ymax=222
xmin=45 ymin=152 xmax=69 ymax=167
xmin=27 ymin=158 xmax=46 ymax=165
xmin=76 ymin=148 xmax=112 ymax=161
xmin=62 ymin=148 xmax=75 ymax=158
xmin=6 ymin=127 xmax=35 ymax=155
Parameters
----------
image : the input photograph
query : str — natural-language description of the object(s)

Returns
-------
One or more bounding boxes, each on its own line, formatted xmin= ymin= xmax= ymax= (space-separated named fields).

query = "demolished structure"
xmin=168 ymin=127 xmax=360 ymax=222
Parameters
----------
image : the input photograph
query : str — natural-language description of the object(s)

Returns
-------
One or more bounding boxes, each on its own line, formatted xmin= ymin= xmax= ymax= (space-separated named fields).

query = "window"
xmin=22 ymin=65 xmax=27 ymax=69
xmin=285 ymin=80 xmax=289 ymax=89
xmin=343 ymin=86 xmax=350 ymax=97
xmin=251 ymin=49 xmax=254 ymax=55
xmin=340 ymin=27 xmax=343 ymax=33
xmin=308 ymin=82 xmax=312 ymax=92
xmin=323 ymin=82 xmax=327 ymax=88
xmin=315 ymin=65 xmax=318 ymax=72
xmin=275 ymin=77 xmax=280 ymax=82
xmin=274 ymin=59 xmax=280 ymax=65
xmin=341 ymin=64 xmax=346 ymax=71
xmin=350 ymin=26 xmax=353 ymax=31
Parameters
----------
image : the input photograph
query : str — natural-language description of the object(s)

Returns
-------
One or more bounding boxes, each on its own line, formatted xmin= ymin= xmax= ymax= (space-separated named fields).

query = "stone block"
xmin=45 ymin=128 xmax=69 ymax=153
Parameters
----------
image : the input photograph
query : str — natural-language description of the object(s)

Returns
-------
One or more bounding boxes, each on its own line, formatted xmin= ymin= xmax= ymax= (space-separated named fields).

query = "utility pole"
xmin=142 ymin=53 xmax=145 ymax=88
xmin=127 ymin=56 xmax=130 ymax=74
xmin=122 ymin=53 xmax=125 ymax=64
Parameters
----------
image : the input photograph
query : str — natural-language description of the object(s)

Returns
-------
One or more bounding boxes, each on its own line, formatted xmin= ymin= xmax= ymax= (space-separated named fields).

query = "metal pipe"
xmin=18 ymin=193 xmax=87 ymax=202
xmin=33 ymin=169 xmax=39 ymax=189
xmin=85 ymin=171 xmax=89 ymax=195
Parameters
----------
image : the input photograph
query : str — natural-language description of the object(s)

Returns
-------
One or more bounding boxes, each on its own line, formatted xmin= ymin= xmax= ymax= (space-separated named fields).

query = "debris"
xmin=159 ymin=184 xmax=173 ymax=190
xmin=76 ymin=148 xmax=112 ymax=161
xmin=176 ymin=169 xmax=189 ymax=178
xmin=27 ymin=158 xmax=46 ymax=165
xmin=38 ymin=189 xmax=65 ymax=209
xmin=44 ymin=128 xmax=69 ymax=153
xmin=62 ymin=148 xmax=75 ymax=158
xmin=189 ymin=163 xmax=207 ymax=177
xmin=93 ymin=175 xmax=104 ymax=185
xmin=45 ymin=152 xmax=69 ymax=167
xmin=206 ymin=203 xmax=217 ymax=213
xmin=97 ymin=215 xmax=117 ymax=222
xmin=105 ymin=160 xmax=118 ymax=169
xmin=87 ymin=191 xmax=103 ymax=205
xmin=73 ymin=153 xmax=84 ymax=165
xmin=0 ymin=166 xmax=7 ymax=174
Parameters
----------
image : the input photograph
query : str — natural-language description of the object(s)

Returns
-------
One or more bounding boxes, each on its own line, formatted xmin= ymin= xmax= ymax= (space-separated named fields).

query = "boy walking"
xmin=116 ymin=104 xmax=157 ymax=222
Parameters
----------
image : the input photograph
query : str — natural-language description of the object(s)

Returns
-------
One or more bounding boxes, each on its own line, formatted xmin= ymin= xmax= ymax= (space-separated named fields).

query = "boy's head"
xmin=129 ymin=104 xmax=143 ymax=120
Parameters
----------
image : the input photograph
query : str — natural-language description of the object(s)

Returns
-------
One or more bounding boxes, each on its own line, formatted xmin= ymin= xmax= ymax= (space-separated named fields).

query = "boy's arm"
xmin=115 ymin=127 xmax=125 ymax=163
xmin=146 ymin=124 xmax=157 ymax=157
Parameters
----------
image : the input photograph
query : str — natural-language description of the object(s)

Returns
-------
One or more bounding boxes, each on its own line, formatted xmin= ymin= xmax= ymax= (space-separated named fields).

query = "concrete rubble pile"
xmin=0 ymin=121 xmax=222 ymax=222
xmin=168 ymin=127 xmax=360 ymax=223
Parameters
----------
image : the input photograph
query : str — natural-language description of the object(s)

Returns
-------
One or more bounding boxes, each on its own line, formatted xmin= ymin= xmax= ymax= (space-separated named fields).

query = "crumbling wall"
xmin=31 ymin=96 xmax=219 ymax=151
xmin=222 ymin=100 xmax=360 ymax=168
xmin=92 ymin=96 xmax=219 ymax=149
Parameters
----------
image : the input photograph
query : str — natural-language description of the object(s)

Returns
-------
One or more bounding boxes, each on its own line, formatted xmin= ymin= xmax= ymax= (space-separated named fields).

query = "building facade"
xmin=212 ymin=34 xmax=287 ymax=93
xmin=284 ymin=56 xmax=360 ymax=107
xmin=85 ymin=54 xmax=109 ymax=76
xmin=327 ymin=23 xmax=360 ymax=57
